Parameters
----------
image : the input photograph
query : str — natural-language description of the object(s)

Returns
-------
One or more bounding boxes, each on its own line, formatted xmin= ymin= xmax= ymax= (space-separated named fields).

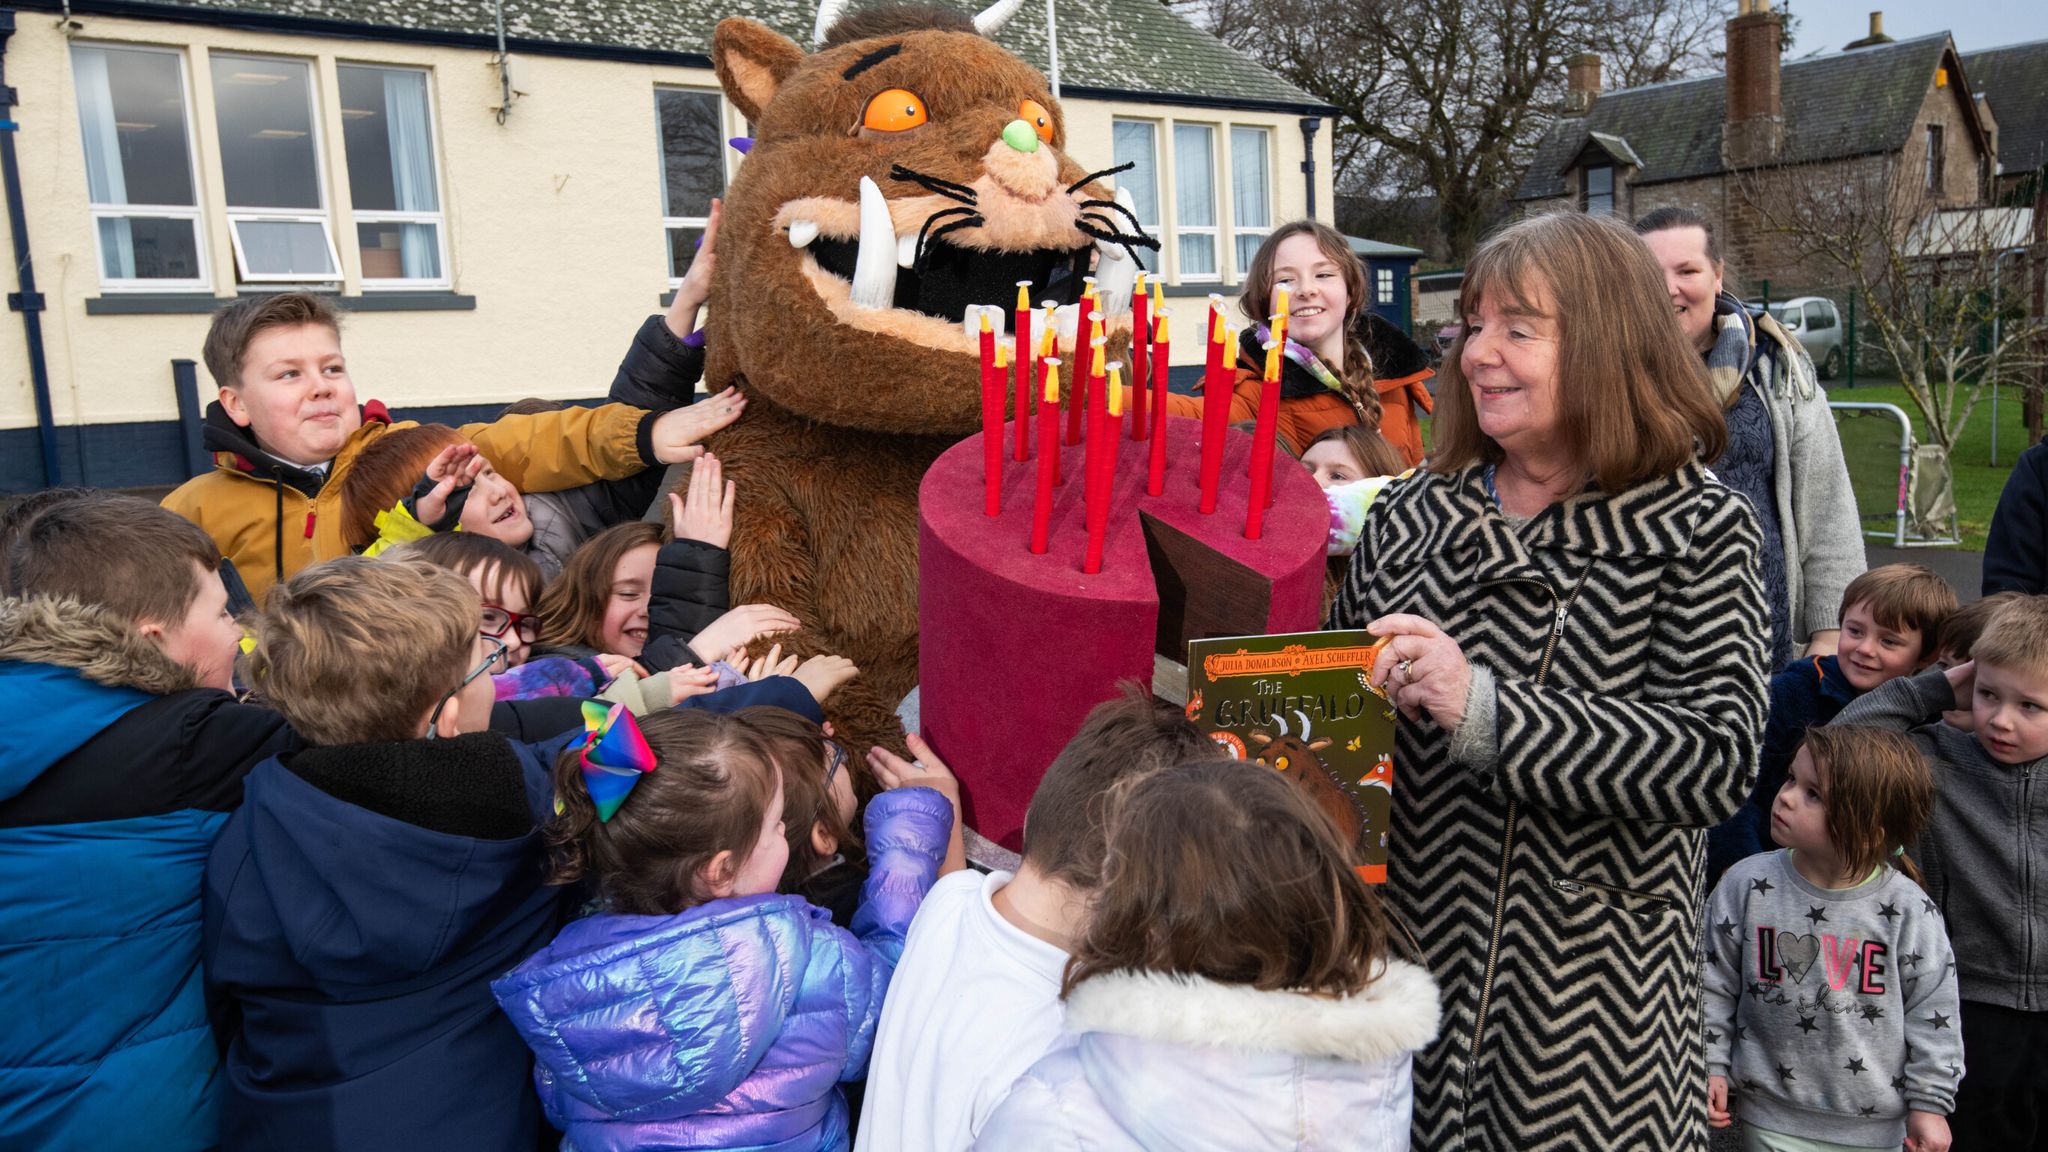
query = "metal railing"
xmin=1828 ymin=401 xmax=1961 ymax=547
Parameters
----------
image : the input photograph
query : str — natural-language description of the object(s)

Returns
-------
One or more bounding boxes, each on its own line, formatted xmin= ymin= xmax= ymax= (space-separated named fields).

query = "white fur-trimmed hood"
xmin=1062 ymin=957 xmax=1441 ymax=1065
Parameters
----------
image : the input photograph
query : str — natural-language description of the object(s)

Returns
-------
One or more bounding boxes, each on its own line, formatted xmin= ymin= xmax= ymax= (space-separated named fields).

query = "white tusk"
xmin=788 ymin=219 xmax=819 ymax=249
xmin=851 ymin=176 xmax=900 ymax=311
xmin=961 ymin=304 xmax=1007 ymax=342
xmin=813 ymin=0 xmax=850 ymax=45
xmin=898 ymin=232 xmax=919 ymax=269
xmin=1094 ymin=240 xmax=1136 ymax=319
xmin=973 ymin=0 xmax=1026 ymax=35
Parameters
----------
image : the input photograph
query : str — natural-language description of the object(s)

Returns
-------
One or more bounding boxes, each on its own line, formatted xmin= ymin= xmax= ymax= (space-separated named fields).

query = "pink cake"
xmin=918 ymin=413 xmax=1328 ymax=852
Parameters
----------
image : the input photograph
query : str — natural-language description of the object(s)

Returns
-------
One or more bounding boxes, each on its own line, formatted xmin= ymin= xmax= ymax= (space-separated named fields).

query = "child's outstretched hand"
xmin=1706 ymin=1075 xmax=1731 ymax=1129
xmin=415 ymin=443 xmax=486 ymax=525
xmin=648 ymin=387 xmax=747 ymax=463
xmin=593 ymin=653 xmax=647 ymax=682
xmin=665 ymin=198 xmax=720 ymax=339
xmin=739 ymin=642 xmax=797 ymax=682
xmin=869 ymin=732 xmax=965 ymax=875
xmin=688 ymin=603 xmax=799 ymax=666
xmin=667 ymin=664 xmax=721 ymax=705
xmin=669 ymin=453 xmax=736 ymax=549
xmin=792 ymin=654 xmax=858 ymax=705
xmin=1905 ymin=1110 xmax=1950 ymax=1152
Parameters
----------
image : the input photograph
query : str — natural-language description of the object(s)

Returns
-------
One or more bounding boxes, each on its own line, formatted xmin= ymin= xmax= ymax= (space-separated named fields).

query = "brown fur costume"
xmin=695 ymin=6 xmax=1148 ymax=755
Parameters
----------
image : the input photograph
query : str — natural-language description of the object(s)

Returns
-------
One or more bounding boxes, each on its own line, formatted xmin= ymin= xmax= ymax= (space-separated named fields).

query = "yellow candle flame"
xmin=1108 ymin=366 xmax=1124 ymax=415
xmin=1210 ymin=310 xmax=1226 ymax=344
xmin=1043 ymin=360 xmax=1060 ymax=403
xmin=1038 ymin=318 xmax=1056 ymax=358
xmin=997 ymin=344 xmax=1008 ymax=369
xmin=979 ymin=310 xmax=992 ymax=335
xmin=1015 ymin=282 xmax=1031 ymax=311
xmin=1276 ymin=286 xmax=1290 ymax=315
xmin=1154 ymin=312 xmax=1169 ymax=343
xmin=1151 ymin=279 xmax=1164 ymax=309
xmin=1133 ymin=270 xmax=1146 ymax=294
xmin=1263 ymin=339 xmax=1281 ymax=382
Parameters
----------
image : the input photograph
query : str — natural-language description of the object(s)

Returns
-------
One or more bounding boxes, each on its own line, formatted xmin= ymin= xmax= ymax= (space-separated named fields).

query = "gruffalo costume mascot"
xmin=701 ymin=2 xmax=1150 ymax=751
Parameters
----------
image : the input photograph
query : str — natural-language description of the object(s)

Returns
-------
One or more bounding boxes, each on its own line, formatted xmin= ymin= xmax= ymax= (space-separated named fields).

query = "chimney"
xmin=1845 ymin=11 xmax=1895 ymax=50
xmin=1564 ymin=52 xmax=1601 ymax=116
xmin=1722 ymin=0 xmax=1785 ymax=169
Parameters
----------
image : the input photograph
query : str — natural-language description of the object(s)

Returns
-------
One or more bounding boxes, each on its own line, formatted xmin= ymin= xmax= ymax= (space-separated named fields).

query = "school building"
xmin=0 ymin=0 xmax=1334 ymax=492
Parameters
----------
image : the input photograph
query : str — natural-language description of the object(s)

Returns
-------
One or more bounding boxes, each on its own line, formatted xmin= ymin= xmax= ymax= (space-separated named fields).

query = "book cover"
xmin=1186 ymin=630 xmax=1397 ymax=882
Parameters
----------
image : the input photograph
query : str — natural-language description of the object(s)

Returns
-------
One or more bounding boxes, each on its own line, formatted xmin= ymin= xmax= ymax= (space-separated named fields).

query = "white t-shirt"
xmin=855 ymin=869 xmax=1069 ymax=1152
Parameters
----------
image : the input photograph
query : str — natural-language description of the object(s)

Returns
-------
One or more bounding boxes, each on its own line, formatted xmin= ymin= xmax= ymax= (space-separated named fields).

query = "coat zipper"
xmin=2025 ymin=766 xmax=2035 ymax=1011
xmin=1550 ymin=876 xmax=1676 ymax=911
xmin=1465 ymin=564 xmax=1591 ymax=1077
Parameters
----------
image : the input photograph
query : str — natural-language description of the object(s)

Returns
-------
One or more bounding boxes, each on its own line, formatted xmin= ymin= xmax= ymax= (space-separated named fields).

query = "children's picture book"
xmin=1186 ymin=630 xmax=1397 ymax=882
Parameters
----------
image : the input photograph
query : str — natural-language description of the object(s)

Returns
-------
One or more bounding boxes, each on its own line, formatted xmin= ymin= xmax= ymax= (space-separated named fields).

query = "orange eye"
xmin=1021 ymin=99 xmax=1054 ymax=143
xmin=863 ymin=89 xmax=929 ymax=133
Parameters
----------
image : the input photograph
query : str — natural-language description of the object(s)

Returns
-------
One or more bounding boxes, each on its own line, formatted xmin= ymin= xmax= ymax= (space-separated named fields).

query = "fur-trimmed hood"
xmin=0 ymin=595 xmax=197 ymax=695
xmin=1063 ymin=958 xmax=1440 ymax=1065
xmin=974 ymin=959 xmax=1440 ymax=1151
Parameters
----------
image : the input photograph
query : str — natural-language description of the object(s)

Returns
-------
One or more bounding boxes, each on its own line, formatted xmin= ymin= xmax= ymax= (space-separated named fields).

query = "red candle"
xmin=1130 ymin=271 xmax=1150 ymax=441
xmin=1197 ymin=304 xmax=1231 ymax=514
xmin=1085 ymin=366 xmax=1124 ymax=574
xmin=1030 ymin=359 xmax=1061 ymax=555
xmin=1147 ymin=311 xmax=1170 ymax=496
xmin=1251 ymin=313 xmax=1288 ymax=508
xmin=1245 ymin=339 xmax=1282 ymax=540
xmin=1013 ymin=282 xmax=1033 ymax=461
xmin=1272 ymin=286 xmax=1290 ymax=350
xmin=1038 ymin=325 xmax=1058 ymax=484
xmin=981 ymin=311 xmax=1002 ymax=517
xmin=1091 ymin=338 xmax=1111 ymax=440
xmin=1064 ymin=291 xmax=1097 ymax=444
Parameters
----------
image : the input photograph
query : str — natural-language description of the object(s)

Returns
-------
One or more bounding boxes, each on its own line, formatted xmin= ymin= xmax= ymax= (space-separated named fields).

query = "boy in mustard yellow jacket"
xmin=162 ymin=292 xmax=736 ymax=598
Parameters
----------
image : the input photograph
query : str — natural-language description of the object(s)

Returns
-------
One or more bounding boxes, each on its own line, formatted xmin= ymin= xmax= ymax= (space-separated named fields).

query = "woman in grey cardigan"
xmin=1637 ymin=206 xmax=1865 ymax=671
xmin=1332 ymin=212 xmax=1769 ymax=1151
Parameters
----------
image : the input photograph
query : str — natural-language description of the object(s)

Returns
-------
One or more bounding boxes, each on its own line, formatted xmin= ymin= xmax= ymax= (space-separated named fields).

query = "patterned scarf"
xmin=1253 ymin=323 xmax=1347 ymax=395
xmin=1703 ymin=292 xmax=1754 ymax=409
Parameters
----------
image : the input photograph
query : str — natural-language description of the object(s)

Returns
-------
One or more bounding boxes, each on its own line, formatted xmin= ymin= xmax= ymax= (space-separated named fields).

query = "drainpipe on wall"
xmin=1298 ymin=117 xmax=1321 ymax=221
xmin=0 ymin=9 xmax=62 ymax=487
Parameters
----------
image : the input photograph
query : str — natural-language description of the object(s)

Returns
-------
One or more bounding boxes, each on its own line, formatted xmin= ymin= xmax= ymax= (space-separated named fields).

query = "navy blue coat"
xmin=1707 ymin=654 xmax=1861 ymax=880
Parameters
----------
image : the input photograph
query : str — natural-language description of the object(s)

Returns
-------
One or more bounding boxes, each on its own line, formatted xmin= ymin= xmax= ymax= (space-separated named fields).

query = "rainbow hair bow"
xmin=576 ymin=700 xmax=656 ymax=822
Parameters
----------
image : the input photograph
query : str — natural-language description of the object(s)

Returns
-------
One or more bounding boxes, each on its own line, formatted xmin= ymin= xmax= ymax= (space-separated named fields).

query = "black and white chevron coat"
xmin=1328 ymin=461 xmax=1768 ymax=1151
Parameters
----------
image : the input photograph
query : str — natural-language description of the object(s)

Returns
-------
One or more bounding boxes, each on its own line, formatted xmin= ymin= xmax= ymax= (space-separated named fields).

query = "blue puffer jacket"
xmin=0 ymin=596 xmax=292 ymax=1152
xmin=492 ymin=786 xmax=952 ymax=1152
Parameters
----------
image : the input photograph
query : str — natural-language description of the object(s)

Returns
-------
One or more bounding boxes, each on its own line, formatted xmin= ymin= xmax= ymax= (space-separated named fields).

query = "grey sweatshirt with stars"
xmin=1703 ymin=849 xmax=1964 ymax=1148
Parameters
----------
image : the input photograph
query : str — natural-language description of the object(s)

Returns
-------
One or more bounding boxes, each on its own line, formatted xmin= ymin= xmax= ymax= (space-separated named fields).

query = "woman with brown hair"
xmin=1328 ymin=211 xmax=1770 ymax=1150
xmin=1159 ymin=221 xmax=1387 ymax=455
xmin=972 ymin=758 xmax=1441 ymax=1150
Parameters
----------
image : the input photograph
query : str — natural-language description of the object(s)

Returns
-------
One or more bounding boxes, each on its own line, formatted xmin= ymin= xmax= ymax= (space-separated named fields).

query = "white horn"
xmin=851 ymin=176 xmax=900 ymax=311
xmin=813 ymin=0 xmax=850 ymax=46
xmin=974 ymin=0 xmax=1027 ymax=36
xmin=1274 ymin=712 xmax=1289 ymax=737
xmin=1294 ymin=710 xmax=1313 ymax=740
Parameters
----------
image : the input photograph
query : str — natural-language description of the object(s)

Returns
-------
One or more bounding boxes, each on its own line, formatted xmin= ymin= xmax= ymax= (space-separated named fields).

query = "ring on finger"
xmin=1397 ymin=659 xmax=1414 ymax=681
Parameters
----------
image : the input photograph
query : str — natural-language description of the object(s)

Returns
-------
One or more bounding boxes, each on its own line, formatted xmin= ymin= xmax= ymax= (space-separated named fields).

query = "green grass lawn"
xmin=1824 ymin=379 xmax=2032 ymax=551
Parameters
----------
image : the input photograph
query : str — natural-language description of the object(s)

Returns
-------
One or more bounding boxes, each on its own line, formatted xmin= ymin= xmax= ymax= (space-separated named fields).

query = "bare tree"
xmin=1739 ymin=153 xmax=2048 ymax=453
xmin=1188 ymin=0 xmax=1722 ymax=256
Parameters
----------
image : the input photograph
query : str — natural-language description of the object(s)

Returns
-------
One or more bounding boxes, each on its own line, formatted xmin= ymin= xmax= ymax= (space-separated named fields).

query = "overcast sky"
xmin=1781 ymin=0 xmax=2047 ymax=57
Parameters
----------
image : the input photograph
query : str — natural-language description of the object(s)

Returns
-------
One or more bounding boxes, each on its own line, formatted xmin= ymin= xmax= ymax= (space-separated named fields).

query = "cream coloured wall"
xmin=0 ymin=12 xmax=1330 ymax=437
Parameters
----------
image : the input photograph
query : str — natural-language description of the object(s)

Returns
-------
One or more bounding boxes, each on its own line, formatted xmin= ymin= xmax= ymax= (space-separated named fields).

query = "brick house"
xmin=1965 ymin=38 xmax=2048 ymax=196
xmin=1511 ymin=0 xmax=1996 ymax=295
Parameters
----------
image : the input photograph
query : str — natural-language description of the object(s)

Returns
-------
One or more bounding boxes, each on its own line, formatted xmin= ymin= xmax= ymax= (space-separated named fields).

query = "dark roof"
xmin=1516 ymin=34 xmax=1956 ymax=200
xmin=40 ymin=0 xmax=1321 ymax=110
xmin=1966 ymin=39 xmax=2048 ymax=175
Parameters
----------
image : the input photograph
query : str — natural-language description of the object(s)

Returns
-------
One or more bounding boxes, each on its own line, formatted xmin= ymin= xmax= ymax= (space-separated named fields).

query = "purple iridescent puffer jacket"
xmin=491 ymin=787 xmax=952 ymax=1152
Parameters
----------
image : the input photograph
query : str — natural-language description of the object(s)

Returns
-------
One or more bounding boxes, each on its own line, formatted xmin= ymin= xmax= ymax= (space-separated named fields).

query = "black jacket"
xmin=1984 ymin=438 xmax=2048 ymax=595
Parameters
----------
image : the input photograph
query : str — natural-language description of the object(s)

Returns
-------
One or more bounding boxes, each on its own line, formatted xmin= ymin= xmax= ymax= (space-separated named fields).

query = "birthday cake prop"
xmin=921 ymin=290 xmax=1329 ymax=851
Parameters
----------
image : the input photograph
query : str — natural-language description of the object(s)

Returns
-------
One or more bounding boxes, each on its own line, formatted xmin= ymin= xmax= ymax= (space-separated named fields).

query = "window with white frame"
xmin=71 ymin=43 xmax=208 ymax=290
xmin=338 ymin=64 xmax=447 ymax=288
xmin=1173 ymin=123 xmax=1219 ymax=281
xmin=655 ymin=88 xmax=726 ymax=282
xmin=1111 ymin=120 xmax=1162 ymax=274
xmin=1376 ymin=267 xmax=1395 ymax=304
xmin=1229 ymin=126 xmax=1270 ymax=277
xmin=211 ymin=54 xmax=341 ymax=282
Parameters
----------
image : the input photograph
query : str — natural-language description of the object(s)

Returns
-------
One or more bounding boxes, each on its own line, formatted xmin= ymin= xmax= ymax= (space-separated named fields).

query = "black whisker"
xmin=889 ymin=164 xmax=979 ymax=205
xmin=1066 ymin=162 xmax=1134 ymax=195
xmin=919 ymin=214 xmax=985 ymax=273
xmin=1080 ymin=211 xmax=1161 ymax=250
xmin=1079 ymin=198 xmax=1148 ymax=235
xmin=914 ymin=206 xmax=979 ymax=269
